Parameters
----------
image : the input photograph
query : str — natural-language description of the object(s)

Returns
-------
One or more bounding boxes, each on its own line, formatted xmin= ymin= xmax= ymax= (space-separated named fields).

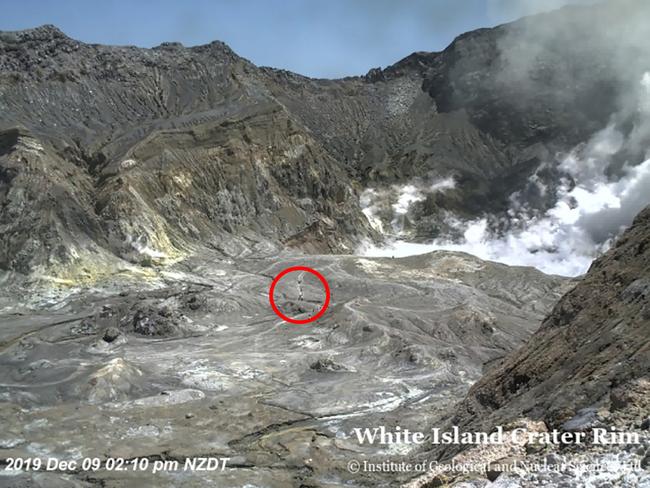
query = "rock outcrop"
xmin=450 ymin=204 xmax=650 ymax=436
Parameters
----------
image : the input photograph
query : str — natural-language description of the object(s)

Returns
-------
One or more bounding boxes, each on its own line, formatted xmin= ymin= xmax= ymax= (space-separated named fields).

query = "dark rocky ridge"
xmin=443 ymin=204 xmax=650 ymax=447
xmin=1 ymin=0 xmax=649 ymax=280
xmin=396 ymin=207 xmax=650 ymax=487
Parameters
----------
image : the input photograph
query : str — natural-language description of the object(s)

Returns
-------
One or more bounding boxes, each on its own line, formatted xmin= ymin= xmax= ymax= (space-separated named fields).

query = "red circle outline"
xmin=269 ymin=266 xmax=331 ymax=324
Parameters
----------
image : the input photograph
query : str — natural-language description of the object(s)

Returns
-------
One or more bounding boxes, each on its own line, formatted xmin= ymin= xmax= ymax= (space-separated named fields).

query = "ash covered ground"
xmin=0 ymin=250 xmax=569 ymax=487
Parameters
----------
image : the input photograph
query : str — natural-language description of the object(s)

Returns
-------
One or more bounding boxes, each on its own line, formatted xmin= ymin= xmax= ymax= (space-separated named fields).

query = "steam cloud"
xmin=359 ymin=1 xmax=650 ymax=276
xmin=360 ymin=177 xmax=456 ymax=234
xmin=360 ymin=68 xmax=650 ymax=276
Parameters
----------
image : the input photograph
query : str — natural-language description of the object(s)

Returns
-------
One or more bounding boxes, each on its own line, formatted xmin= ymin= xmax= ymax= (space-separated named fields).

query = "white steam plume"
xmin=360 ymin=177 xmax=455 ymax=235
xmin=360 ymin=72 xmax=650 ymax=277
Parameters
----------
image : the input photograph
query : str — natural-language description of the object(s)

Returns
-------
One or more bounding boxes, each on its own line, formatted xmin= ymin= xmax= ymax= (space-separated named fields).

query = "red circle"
xmin=269 ymin=266 xmax=330 ymax=324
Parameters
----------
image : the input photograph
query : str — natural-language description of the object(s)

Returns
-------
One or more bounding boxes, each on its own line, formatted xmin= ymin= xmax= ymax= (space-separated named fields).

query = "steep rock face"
xmin=0 ymin=128 xmax=112 ymax=279
xmin=422 ymin=0 xmax=650 ymax=149
xmin=0 ymin=27 xmax=376 ymax=278
xmin=0 ymin=113 xmax=370 ymax=280
xmin=93 ymin=105 xmax=369 ymax=258
xmin=267 ymin=0 xmax=650 ymax=226
xmin=449 ymin=205 xmax=650 ymax=432
xmin=1 ymin=1 xmax=648 ymax=278
xmin=263 ymin=60 xmax=519 ymax=221
xmin=0 ymin=25 xmax=255 ymax=147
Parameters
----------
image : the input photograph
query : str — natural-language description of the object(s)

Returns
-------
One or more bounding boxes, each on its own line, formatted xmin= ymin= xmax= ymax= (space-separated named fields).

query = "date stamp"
xmin=4 ymin=456 xmax=230 ymax=473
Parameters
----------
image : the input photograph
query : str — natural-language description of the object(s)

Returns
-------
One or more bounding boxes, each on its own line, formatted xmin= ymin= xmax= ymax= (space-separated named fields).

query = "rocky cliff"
xmin=451 ymin=204 xmax=650 ymax=431
xmin=2 ymin=0 xmax=649 ymax=281
xmin=398 ymin=206 xmax=649 ymax=487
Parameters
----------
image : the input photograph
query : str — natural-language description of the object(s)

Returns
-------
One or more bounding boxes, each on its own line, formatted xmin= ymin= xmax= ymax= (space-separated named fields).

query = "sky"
xmin=1 ymin=0 xmax=597 ymax=78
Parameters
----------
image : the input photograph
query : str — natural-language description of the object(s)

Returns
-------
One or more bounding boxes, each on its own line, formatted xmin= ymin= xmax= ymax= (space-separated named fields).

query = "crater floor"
xmin=0 ymin=251 xmax=570 ymax=487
